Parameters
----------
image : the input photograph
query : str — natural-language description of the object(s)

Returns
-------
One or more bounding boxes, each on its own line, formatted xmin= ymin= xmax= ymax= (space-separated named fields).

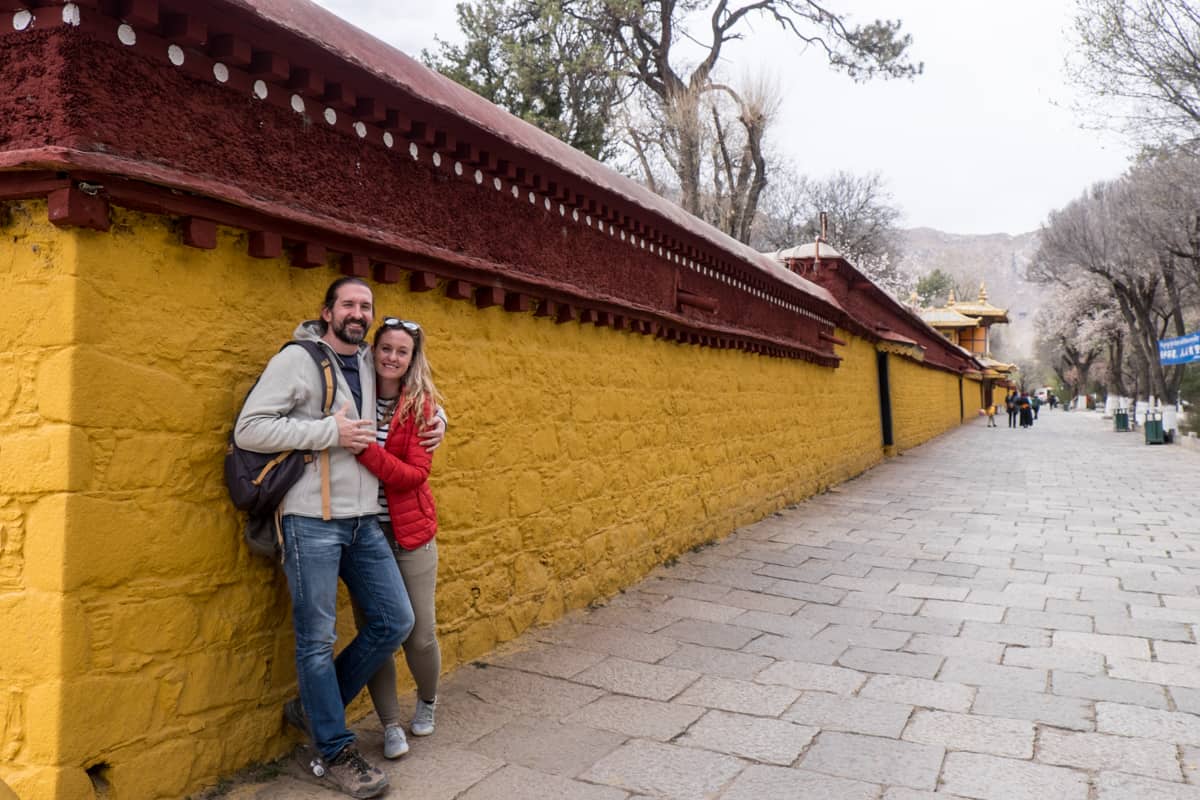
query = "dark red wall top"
xmin=789 ymin=255 xmax=981 ymax=374
xmin=0 ymin=0 xmax=849 ymax=364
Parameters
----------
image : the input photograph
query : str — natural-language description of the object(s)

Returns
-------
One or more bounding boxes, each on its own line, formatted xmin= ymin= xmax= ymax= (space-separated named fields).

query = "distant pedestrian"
xmin=985 ymin=403 xmax=997 ymax=427
xmin=1018 ymin=391 xmax=1034 ymax=428
xmin=1032 ymin=394 xmax=1041 ymax=420
xmin=1005 ymin=391 xmax=1018 ymax=429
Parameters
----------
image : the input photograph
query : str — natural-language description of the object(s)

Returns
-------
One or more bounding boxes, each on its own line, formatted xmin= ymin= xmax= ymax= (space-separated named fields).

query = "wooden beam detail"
xmin=503 ymin=292 xmax=531 ymax=313
xmin=248 ymin=231 xmax=281 ymax=259
xmin=47 ymin=187 xmax=109 ymax=232
xmin=161 ymin=13 xmax=206 ymax=47
xmin=445 ymin=279 xmax=471 ymax=300
xmin=475 ymin=286 xmax=504 ymax=308
xmin=410 ymin=271 xmax=437 ymax=292
xmin=181 ymin=217 xmax=216 ymax=249
xmin=122 ymin=0 xmax=158 ymax=28
xmin=372 ymin=263 xmax=401 ymax=284
xmin=209 ymin=34 xmax=252 ymax=67
xmin=250 ymin=51 xmax=290 ymax=82
xmin=288 ymin=67 xmax=324 ymax=95
xmin=290 ymin=242 xmax=326 ymax=269
xmin=340 ymin=253 xmax=370 ymax=278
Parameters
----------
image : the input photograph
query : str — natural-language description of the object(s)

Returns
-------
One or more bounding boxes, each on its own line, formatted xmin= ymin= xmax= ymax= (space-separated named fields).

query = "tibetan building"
xmin=917 ymin=284 xmax=1016 ymax=403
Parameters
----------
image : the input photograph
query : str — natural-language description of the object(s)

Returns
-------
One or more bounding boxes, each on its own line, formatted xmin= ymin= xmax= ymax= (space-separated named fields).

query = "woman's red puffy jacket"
xmin=356 ymin=402 xmax=437 ymax=549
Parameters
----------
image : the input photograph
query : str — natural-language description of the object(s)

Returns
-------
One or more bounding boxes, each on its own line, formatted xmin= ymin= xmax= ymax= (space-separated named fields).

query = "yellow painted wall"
xmin=0 ymin=202 xmax=967 ymax=798
xmin=888 ymin=356 xmax=964 ymax=451
xmin=992 ymin=383 xmax=1009 ymax=410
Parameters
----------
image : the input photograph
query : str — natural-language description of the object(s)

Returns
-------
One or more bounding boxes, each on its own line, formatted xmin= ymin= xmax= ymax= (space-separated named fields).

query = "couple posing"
xmin=235 ymin=277 xmax=446 ymax=798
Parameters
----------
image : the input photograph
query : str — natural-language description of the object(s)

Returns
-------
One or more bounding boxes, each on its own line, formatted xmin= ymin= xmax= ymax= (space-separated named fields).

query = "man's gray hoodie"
xmin=234 ymin=321 xmax=380 ymax=519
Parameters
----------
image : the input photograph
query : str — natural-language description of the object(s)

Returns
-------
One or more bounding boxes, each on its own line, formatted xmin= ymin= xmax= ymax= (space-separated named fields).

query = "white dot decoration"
xmin=117 ymin=24 xmax=136 ymax=45
xmin=572 ymin=210 xmax=579 ymax=221
xmin=474 ymin=169 xmax=483 ymax=184
xmin=290 ymin=94 xmax=305 ymax=113
xmin=13 ymin=10 xmax=31 ymax=30
xmin=528 ymin=191 xmax=536 ymax=204
xmin=354 ymin=121 xmax=367 ymax=138
xmin=62 ymin=4 xmax=81 ymax=26
xmin=559 ymin=204 xmax=565 ymax=216
xmin=213 ymin=62 xmax=229 ymax=83
xmin=454 ymin=161 xmax=463 ymax=176
xmin=323 ymin=108 xmax=337 ymax=125
xmin=383 ymin=132 xmax=394 ymax=148
xmin=432 ymin=152 xmax=442 ymax=167
xmin=511 ymin=185 xmax=520 ymax=198
xmin=493 ymin=177 xmax=502 ymax=190
xmin=253 ymin=80 xmax=268 ymax=99
xmin=409 ymin=142 xmax=419 ymax=159
xmin=167 ymin=44 xmax=184 ymax=66
xmin=586 ymin=215 xmax=592 ymax=226
xmin=543 ymin=197 xmax=551 ymax=210
xmin=620 ymin=230 xmax=626 ymax=241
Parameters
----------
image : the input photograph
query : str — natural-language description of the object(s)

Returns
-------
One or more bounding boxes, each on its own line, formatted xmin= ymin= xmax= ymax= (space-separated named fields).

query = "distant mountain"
xmin=894 ymin=227 xmax=1043 ymax=361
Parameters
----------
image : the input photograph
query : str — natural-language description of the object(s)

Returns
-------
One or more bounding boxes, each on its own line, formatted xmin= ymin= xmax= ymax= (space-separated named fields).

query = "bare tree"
xmin=1030 ymin=178 xmax=1188 ymax=402
xmin=584 ymin=1 xmax=920 ymax=240
xmin=754 ymin=167 xmax=908 ymax=294
xmin=1069 ymin=0 xmax=1200 ymax=144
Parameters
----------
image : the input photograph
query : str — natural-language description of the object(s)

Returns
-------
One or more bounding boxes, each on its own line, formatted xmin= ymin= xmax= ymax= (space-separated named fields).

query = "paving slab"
xmin=901 ymin=709 xmax=1033 ymax=758
xmin=1094 ymin=771 xmax=1200 ymax=799
xmin=719 ymin=764 xmax=880 ymax=800
xmin=1035 ymin=728 xmax=1182 ymax=781
xmin=562 ymin=695 xmax=704 ymax=741
xmin=800 ymin=730 xmax=943 ymax=790
xmin=939 ymin=751 xmax=1089 ymax=800
xmin=577 ymin=740 xmax=745 ymax=800
xmin=676 ymin=709 xmax=818 ymax=765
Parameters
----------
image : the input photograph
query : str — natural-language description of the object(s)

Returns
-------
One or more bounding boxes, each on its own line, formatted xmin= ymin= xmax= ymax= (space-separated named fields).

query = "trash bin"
xmin=1114 ymin=410 xmax=1129 ymax=432
xmin=1144 ymin=412 xmax=1165 ymax=445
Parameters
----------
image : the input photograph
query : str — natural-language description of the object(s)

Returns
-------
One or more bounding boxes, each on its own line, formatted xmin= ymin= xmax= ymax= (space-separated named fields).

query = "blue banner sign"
xmin=1159 ymin=332 xmax=1200 ymax=366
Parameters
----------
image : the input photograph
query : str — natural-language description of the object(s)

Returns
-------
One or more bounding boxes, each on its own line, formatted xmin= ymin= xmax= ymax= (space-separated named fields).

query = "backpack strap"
xmin=285 ymin=340 xmax=338 ymax=521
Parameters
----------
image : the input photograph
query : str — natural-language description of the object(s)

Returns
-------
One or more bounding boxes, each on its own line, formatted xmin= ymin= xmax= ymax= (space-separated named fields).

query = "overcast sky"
xmin=313 ymin=0 xmax=1133 ymax=237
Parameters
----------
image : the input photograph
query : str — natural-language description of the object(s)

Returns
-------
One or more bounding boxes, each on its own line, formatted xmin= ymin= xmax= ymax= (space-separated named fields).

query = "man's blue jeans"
xmin=282 ymin=515 xmax=414 ymax=760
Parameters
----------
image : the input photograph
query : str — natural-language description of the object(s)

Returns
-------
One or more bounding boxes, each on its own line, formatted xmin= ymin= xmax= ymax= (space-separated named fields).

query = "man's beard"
xmin=332 ymin=316 xmax=368 ymax=345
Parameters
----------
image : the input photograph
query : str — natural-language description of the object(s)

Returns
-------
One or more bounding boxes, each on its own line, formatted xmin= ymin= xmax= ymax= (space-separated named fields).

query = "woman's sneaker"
xmin=324 ymin=745 xmax=388 ymax=799
xmin=410 ymin=696 xmax=436 ymax=737
xmin=383 ymin=723 xmax=409 ymax=758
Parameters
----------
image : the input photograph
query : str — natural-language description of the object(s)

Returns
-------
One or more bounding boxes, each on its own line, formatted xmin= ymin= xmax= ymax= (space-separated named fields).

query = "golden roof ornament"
xmin=978 ymin=282 xmax=988 ymax=302
xmin=947 ymin=288 xmax=957 ymax=306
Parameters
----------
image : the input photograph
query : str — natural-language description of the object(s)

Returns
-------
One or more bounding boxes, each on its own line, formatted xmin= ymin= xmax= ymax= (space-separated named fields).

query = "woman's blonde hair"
xmin=374 ymin=322 xmax=443 ymax=425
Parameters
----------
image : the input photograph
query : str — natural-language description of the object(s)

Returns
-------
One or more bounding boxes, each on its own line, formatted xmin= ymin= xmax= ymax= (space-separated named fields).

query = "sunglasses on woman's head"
xmin=381 ymin=317 xmax=422 ymax=334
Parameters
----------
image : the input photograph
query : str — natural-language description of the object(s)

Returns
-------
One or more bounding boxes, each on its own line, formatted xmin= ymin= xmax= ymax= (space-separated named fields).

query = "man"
xmin=235 ymin=277 xmax=443 ymax=798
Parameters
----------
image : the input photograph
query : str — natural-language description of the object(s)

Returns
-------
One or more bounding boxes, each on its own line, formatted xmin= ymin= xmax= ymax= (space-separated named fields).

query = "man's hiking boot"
xmin=282 ymin=698 xmax=310 ymax=738
xmin=383 ymin=723 xmax=409 ymax=758
xmin=410 ymin=696 xmax=436 ymax=737
xmin=324 ymin=745 xmax=388 ymax=798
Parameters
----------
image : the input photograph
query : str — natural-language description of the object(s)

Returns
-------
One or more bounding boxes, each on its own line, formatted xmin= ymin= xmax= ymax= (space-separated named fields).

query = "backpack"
xmin=225 ymin=340 xmax=336 ymax=560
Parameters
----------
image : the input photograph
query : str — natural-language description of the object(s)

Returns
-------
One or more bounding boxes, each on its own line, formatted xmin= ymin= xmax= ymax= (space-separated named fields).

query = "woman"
xmin=354 ymin=317 xmax=444 ymax=760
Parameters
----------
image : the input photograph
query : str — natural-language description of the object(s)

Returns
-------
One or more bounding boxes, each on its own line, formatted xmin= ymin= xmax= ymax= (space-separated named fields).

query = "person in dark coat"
xmin=1005 ymin=391 xmax=1019 ymax=428
xmin=1018 ymin=391 xmax=1034 ymax=428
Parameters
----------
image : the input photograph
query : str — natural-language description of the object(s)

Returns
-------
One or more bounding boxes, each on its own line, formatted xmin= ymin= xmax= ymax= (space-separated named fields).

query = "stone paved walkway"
xmin=224 ymin=409 xmax=1200 ymax=799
